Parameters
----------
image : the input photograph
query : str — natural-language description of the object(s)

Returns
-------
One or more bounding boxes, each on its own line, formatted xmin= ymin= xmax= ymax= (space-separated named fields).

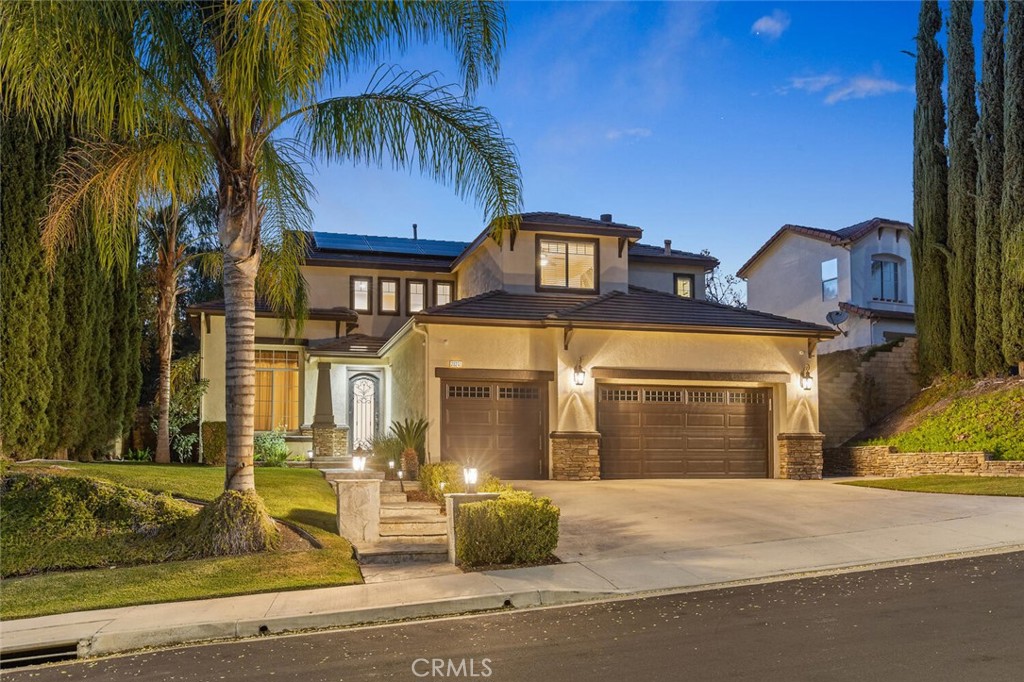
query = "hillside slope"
xmin=856 ymin=376 xmax=1024 ymax=460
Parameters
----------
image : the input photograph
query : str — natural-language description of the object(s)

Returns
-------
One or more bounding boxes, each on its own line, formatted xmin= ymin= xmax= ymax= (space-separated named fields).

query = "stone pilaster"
xmin=331 ymin=471 xmax=384 ymax=543
xmin=777 ymin=432 xmax=825 ymax=480
xmin=550 ymin=432 xmax=601 ymax=481
xmin=312 ymin=426 xmax=349 ymax=458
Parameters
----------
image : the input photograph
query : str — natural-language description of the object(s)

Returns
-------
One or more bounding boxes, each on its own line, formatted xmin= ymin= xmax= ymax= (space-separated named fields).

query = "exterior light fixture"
xmin=307 ymin=448 xmax=315 ymax=468
xmin=388 ymin=459 xmax=396 ymax=481
xmin=439 ymin=480 xmax=446 ymax=493
xmin=463 ymin=467 xmax=479 ymax=494
xmin=800 ymin=366 xmax=813 ymax=391
xmin=352 ymin=455 xmax=366 ymax=471
xmin=573 ymin=358 xmax=586 ymax=387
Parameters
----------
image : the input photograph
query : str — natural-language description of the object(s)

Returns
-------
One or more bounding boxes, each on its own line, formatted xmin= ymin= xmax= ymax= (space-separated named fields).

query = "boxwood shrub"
xmin=455 ymin=490 xmax=560 ymax=567
xmin=420 ymin=461 xmax=510 ymax=503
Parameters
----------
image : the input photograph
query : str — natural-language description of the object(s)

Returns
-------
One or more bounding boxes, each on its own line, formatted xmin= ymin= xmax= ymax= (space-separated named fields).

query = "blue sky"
xmin=308 ymin=1 xmax=928 ymax=281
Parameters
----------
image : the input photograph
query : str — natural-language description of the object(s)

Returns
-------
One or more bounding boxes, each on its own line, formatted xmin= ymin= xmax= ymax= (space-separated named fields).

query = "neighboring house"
xmin=737 ymin=218 xmax=915 ymax=353
xmin=190 ymin=212 xmax=835 ymax=481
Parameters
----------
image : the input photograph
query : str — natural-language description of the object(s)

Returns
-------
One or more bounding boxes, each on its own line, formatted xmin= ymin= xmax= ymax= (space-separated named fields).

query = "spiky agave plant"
xmin=391 ymin=417 xmax=429 ymax=481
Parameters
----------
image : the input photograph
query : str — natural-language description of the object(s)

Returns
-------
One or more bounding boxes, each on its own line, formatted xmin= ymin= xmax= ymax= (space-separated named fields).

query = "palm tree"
xmin=2 ymin=1 xmax=521 ymax=552
xmin=139 ymin=194 xmax=216 ymax=464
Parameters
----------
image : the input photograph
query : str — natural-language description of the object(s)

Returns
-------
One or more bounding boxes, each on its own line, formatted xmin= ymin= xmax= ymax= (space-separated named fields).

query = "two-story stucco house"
xmin=737 ymin=218 xmax=915 ymax=353
xmin=191 ymin=212 xmax=836 ymax=481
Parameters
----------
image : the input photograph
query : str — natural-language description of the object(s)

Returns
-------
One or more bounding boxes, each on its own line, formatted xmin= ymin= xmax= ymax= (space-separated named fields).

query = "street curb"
xmin=79 ymin=588 xmax=622 ymax=658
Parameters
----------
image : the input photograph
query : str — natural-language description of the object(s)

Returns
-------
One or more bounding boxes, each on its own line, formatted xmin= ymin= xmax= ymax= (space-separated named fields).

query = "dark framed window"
xmin=378 ymin=277 xmax=399 ymax=315
xmin=350 ymin=276 xmax=373 ymax=314
xmin=871 ymin=257 xmax=903 ymax=302
xmin=536 ymin=235 xmax=599 ymax=292
xmin=433 ymin=280 xmax=454 ymax=307
xmin=821 ymin=259 xmax=838 ymax=301
xmin=407 ymin=279 xmax=427 ymax=314
xmin=673 ymin=273 xmax=695 ymax=299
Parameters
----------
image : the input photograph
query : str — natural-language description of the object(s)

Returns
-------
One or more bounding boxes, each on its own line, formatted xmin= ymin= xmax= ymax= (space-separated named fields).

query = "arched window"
xmin=871 ymin=255 xmax=905 ymax=303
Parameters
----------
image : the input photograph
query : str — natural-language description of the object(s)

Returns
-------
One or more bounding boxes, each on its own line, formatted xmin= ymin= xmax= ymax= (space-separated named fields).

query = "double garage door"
xmin=598 ymin=385 xmax=771 ymax=479
xmin=440 ymin=380 xmax=547 ymax=480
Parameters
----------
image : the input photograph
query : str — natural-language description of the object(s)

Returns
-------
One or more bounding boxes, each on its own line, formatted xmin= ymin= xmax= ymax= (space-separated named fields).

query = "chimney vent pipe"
xmin=599 ymin=213 xmax=613 ymax=223
xmin=664 ymin=239 xmax=672 ymax=255
xmin=413 ymin=223 xmax=418 ymax=240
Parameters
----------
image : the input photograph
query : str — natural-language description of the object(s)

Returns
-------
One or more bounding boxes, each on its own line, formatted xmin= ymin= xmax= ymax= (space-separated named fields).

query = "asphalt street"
xmin=6 ymin=551 xmax=1023 ymax=682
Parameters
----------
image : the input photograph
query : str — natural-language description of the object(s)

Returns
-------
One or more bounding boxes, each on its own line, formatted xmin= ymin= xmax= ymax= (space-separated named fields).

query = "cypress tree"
xmin=108 ymin=248 xmax=143 ymax=443
xmin=975 ymin=0 xmax=1006 ymax=376
xmin=0 ymin=115 xmax=58 ymax=459
xmin=1002 ymin=1 xmax=1024 ymax=372
xmin=912 ymin=0 xmax=952 ymax=380
xmin=947 ymin=0 xmax=979 ymax=375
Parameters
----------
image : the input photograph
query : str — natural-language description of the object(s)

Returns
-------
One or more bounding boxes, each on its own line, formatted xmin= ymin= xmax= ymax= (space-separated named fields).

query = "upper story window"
xmin=821 ymin=258 xmax=838 ymax=301
xmin=379 ymin=278 xmax=399 ymax=315
xmin=255 ymin=350 xmax=300 ymax=431
xmin=673 ymin=273 xmax=694 ymax=299
xmin=407 ymin=279 xmax=426 ymax=313
xmin=351 ymin=276 xmax=372 ymax=313
xmin=434 ymin=281 xmax=454 ymax=307
xmin=871 ymin=256 xmax=904 ymax=302
xmin=537 ymin=237 xmax=597 ymax=292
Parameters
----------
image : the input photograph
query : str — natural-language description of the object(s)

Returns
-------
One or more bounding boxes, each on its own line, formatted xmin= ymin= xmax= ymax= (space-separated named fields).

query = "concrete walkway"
xmin=4 ymin=480 xmax=1024 ymax=659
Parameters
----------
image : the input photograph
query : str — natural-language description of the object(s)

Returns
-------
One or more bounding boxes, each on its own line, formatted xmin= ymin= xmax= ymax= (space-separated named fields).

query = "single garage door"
xmin=598 ymin=385 xmax=770 ymax=479
xmin=441 ymin=380 xmax=547 ymax=480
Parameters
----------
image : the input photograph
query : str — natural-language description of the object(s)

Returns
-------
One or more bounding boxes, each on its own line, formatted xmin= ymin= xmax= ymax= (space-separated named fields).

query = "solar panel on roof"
xmin=312 ymin=232 xmax=468 ymax=258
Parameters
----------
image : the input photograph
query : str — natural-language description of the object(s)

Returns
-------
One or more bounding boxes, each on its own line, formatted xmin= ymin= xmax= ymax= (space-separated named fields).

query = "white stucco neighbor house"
xmin=190 ymin=212 xmax=836 ymax=481
xmin=737 ymin=217 xmax=915 ymax=353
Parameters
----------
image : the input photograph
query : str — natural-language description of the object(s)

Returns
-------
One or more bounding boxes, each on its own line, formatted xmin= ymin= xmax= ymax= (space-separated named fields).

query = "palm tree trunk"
xmin=222 ymin=249 xmax=259 ymax=492
xmin=154 ymin=287 xmax=175 ymax=464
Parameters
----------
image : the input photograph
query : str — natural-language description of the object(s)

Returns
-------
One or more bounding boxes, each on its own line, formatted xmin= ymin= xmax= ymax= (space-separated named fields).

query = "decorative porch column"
xmin=311 ymin=363 xmax=347 ymax=457
xmin=550 ymin=432 xmax=601 ymax=480
xmin=777 ymin=433 xmax=825 ymax=480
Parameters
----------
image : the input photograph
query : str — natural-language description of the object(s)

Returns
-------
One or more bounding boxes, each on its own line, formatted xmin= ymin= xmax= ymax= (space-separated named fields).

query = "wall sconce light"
xmin=307 ymin=448 xmax=315 ymax=468
xmin=463 ymin=467 xmax=479 ymax=494
xmin=800 ymin=366 xmax=813 ymax=391
xmin=352 ymin=455 xmax=366 ymax=471
xmin=573 ymin=358 xmax=586 ymax=387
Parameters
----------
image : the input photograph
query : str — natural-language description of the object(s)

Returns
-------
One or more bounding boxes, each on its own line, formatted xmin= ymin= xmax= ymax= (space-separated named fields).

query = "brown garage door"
xmin=441 ymin=380 xmax=547 ymax=480
xmin=598 ymin=385 xmax=770 ymax=479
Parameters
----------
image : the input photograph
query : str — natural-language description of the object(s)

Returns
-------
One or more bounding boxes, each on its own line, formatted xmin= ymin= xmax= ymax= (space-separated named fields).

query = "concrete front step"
xmin=373 ymin=534 xmax=448 ymax=544
xmin=355 ymin=542 xmax=448 ymax=564
xmin=380 ymin=492 xmax=408 ymax=504
xmin=379 ymin=517 xmax=448 ymax=536
xmin=380 ymin=502 xmax=443 ymax=518
xmin=381 ymin=480 xmax=421 ymax=492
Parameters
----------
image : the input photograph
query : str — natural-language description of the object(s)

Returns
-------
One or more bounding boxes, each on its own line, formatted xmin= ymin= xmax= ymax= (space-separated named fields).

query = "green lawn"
xmin=841 ymin=475 xmax=1024 ymax=497
xmin=1 ymin=463 xmax=362 ymax=620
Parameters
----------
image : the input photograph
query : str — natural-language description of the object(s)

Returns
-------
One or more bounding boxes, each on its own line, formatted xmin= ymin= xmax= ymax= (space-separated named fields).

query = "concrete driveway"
xmin=516 ymin=479 xmax=1024 ymax=583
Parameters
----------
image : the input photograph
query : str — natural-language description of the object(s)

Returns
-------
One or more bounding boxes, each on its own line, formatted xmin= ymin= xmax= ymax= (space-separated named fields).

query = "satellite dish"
xmin=826 ymin=310 xmax=849 ymax=326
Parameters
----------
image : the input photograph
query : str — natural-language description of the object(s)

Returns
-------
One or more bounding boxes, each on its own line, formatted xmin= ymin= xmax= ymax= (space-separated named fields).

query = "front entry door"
xmin=348 ymin=374 xmax=379 ymax=452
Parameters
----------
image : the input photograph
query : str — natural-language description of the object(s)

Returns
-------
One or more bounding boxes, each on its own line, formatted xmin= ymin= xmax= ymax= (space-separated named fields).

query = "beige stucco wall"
xmin=455 ymin=238 xmax=503 ymax=298
xmin=628 ymin=261 xmax=708 ymax=299
xmin=414 ymin=321 xmax=820 ymax=478
xmin=387 ymin=326 xmax=427 ymax=424
xmin=302 ymin=264 xmax=455 ymax=338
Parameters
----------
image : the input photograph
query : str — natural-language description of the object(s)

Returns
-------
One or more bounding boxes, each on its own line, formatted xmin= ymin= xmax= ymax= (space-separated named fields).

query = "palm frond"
xmin=43 ymin=133 xmax=213 ymax=273
xmin=297 ymin=68 xmax=522 ymax=238
xmin=256 ymin=229 xmax=309 ymax=339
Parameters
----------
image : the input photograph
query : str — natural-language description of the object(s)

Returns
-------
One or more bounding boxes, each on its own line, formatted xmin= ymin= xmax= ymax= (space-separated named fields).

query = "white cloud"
xmin=788 ymin=74 xmax=841 ymax=94
xmin=751 ymin=10 xmax=791 ymax=41
xmin=606 ymin=127 xmax=652 ymax=141
xmin=824 ymin=76 xmax=910 ymax=104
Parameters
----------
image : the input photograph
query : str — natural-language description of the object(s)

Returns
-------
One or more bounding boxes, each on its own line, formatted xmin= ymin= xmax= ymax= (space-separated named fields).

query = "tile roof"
xmin=307 ymin=334 xmax=389 ymax=356
xmin=628 ymin=242 xmax=719 ymax=268
xmin=839 ymin=301 xmax=916 ymax=322
xmin=187 ymin=299 xmax=358 ymax=322
xmin=737 ymin=217 xmax=913 ymax=278
xmin=517 ymin=212 xmax=642 ymax=232
xmin=418 ymin=287 xmax=834 ymax=337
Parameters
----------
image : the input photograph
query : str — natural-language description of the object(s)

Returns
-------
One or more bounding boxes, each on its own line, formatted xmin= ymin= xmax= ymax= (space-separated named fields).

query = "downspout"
xmin=410 ymin=320 xmax=431 ymax=462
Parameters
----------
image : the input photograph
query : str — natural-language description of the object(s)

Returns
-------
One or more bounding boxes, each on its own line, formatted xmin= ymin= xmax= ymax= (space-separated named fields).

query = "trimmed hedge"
xmin=420 ymin=461 xmax=509 ymax=503
xmin=455 ymin=490 xmax=560 ymax=567
xmin=201 ymin=422 xmax=227 ymax=466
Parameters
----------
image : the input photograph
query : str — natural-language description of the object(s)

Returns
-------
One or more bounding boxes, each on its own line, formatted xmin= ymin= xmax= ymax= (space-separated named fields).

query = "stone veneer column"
xmin=550 ymin=432 xmax=601 ymax=481
xmin=312 ymin=362 xmax=338 ymax=457
xmin=777 ymin=433 xmax=825 ymax=480
xmin=331 ymin=471 xmax=384 ymax=543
